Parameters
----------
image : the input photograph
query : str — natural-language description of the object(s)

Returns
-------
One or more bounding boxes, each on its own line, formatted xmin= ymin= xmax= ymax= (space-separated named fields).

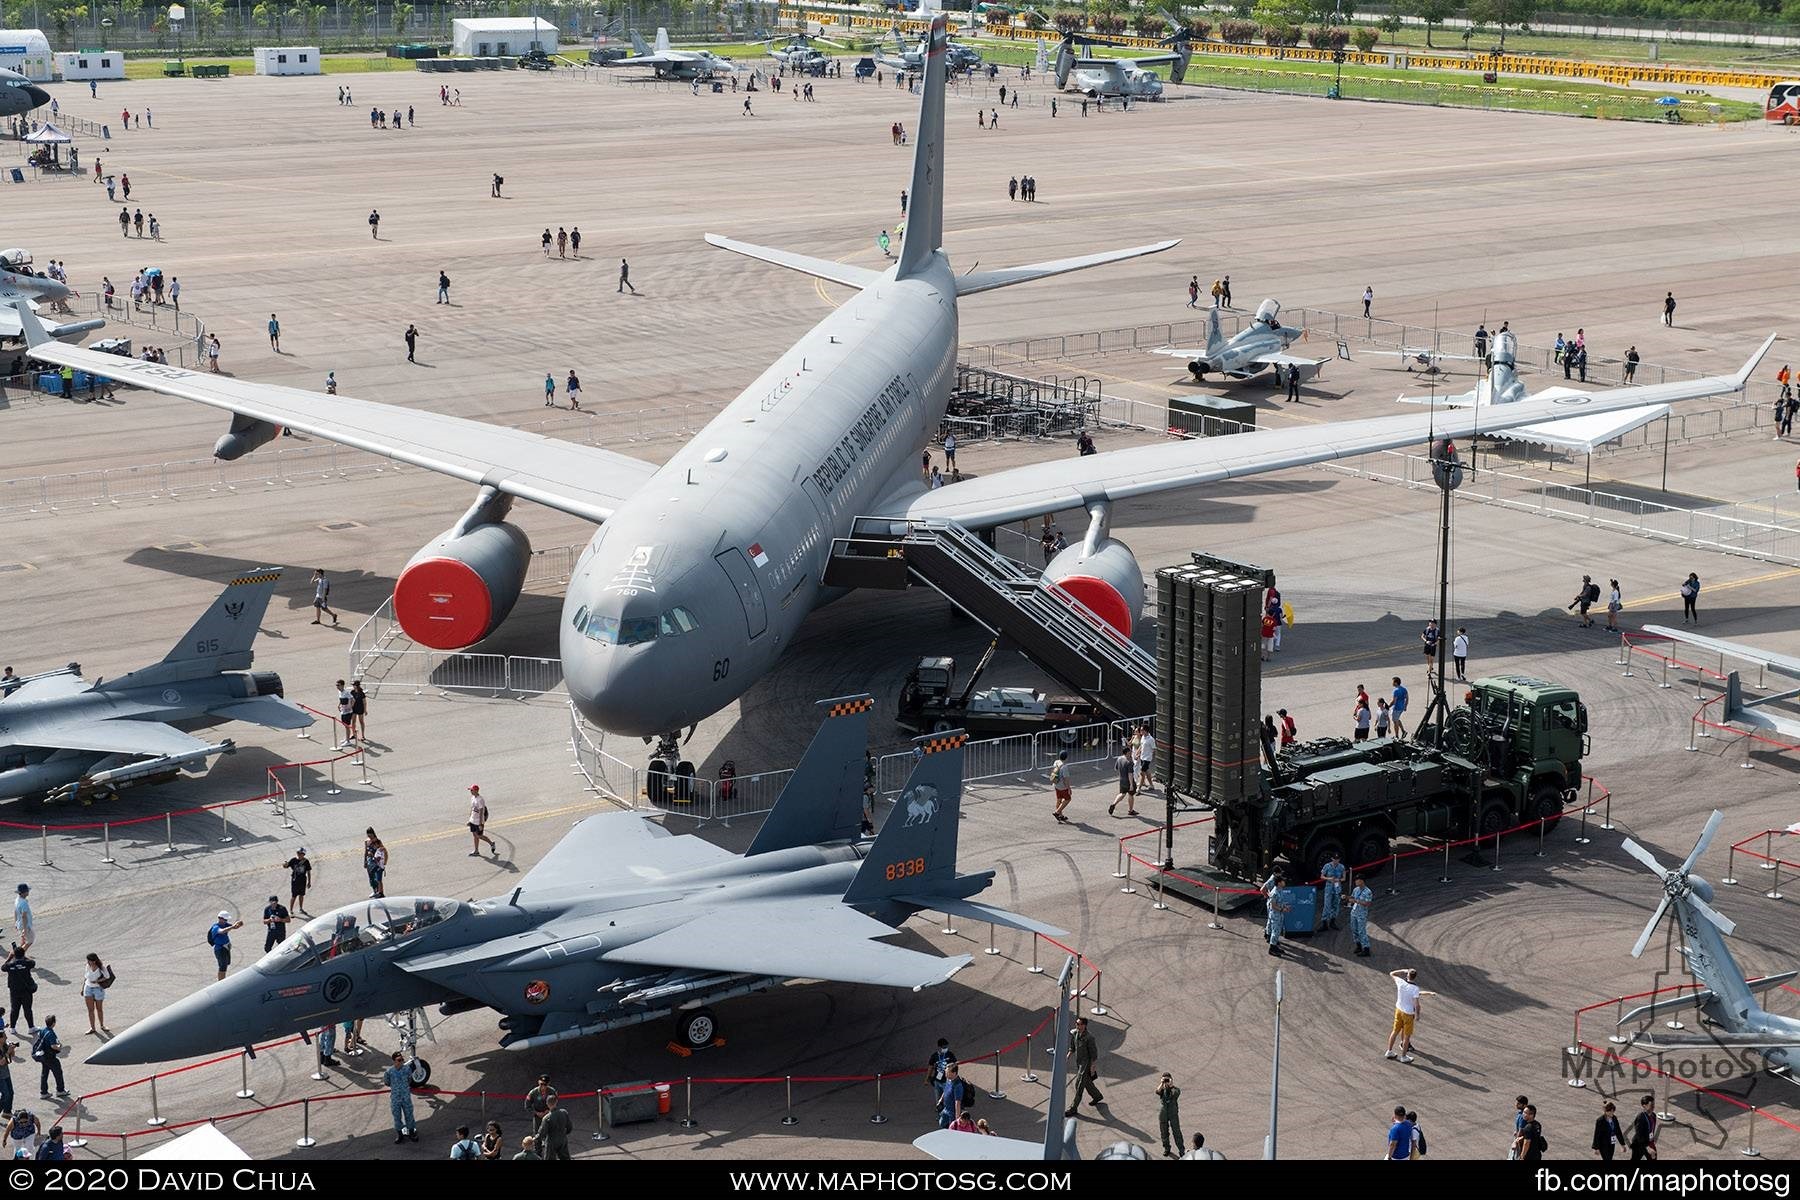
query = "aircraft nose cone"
xmin=85 ymin=986 xmax=225 ymax=1066
xmin=23 ymin=85 xmax=50 ymax=110
xmin=568 ymin=646 xmax=689 ymax=738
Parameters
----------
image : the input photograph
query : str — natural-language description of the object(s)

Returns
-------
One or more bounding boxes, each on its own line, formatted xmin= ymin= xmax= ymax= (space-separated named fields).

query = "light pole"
xmin=1264 ymin=969 xmax=1284 ymax=1160
xmin=1330 ymin=0 xmax=1344 ymax=98
xmin=169 ymin=3 xmax=185 ymax=72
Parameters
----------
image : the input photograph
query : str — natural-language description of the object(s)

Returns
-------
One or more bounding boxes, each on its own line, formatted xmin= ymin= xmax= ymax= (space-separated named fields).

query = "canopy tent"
xmin=135 ymin=1122 xmax=252 ymax=1161
xmin=21 ymin=122 xmax=70 ymax=143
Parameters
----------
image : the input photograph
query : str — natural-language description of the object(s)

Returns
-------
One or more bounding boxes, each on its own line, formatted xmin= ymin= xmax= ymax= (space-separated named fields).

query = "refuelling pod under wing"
xmin=1042 ymin=537 xmax=1144 ymax=637
xmin=213 ymin=414 xmax=283 ymax=460
xmin=394 ymin=522 xmax=531 ymax=650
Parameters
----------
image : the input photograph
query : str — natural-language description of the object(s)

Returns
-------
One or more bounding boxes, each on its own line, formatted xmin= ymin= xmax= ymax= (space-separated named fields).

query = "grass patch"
xmin=122 ymin=54 xmax=416 ymax=79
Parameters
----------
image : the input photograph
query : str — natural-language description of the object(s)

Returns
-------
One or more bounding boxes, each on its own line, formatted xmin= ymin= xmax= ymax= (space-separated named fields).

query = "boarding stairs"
xmin=824 ymin=516 xmax=1156 ymax=718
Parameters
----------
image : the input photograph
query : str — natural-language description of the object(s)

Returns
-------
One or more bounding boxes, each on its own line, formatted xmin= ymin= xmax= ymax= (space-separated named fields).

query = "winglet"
xmin=11 ymin=298 xmax=49 ymax=348
xmin=1735 ymin=333 xmax=1777 ymax=390
xmin=745 ymin=694 xmax=874 ymax=857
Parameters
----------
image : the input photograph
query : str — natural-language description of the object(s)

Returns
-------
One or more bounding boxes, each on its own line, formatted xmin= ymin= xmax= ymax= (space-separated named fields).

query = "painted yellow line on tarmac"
xmin=1266 ymin=563 xmax=1800 ymax=678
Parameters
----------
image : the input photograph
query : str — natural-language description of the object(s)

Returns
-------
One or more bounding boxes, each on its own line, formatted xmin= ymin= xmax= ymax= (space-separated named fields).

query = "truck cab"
xmin=1459 ymin=675 xmax=1587 ymax=805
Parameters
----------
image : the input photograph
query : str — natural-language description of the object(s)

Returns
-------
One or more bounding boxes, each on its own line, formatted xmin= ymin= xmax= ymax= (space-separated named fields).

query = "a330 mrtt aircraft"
xmin=87 ymin=696 xmax=1064 ymax=1070
xmin=18 ymin=14 xmax=1775 ymax=775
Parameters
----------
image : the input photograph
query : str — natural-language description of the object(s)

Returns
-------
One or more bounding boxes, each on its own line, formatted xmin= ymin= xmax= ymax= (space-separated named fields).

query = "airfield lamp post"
xmin=1263 ymin=969 xmax=1283 ymax=1160
xmin=169 ymin=4 xmax=185 ymax=74
xmin=1418 ymin=439 xmax=1462 ymax=746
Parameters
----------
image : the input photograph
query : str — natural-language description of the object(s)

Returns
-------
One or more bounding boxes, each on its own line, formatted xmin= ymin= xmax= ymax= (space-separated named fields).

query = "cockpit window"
xmin=577 ymin=605 xmax=696 ymax=644
xmin=617 ymin=616 xmax=658 ymax=645
xmin=659 ymin=606 xmax=699 ymax=636
xmin=257 ymin=897 xmax=458 ymax=972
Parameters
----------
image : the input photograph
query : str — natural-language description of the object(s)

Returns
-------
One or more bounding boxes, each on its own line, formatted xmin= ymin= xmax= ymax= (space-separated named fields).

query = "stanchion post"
xmin=1608 ymin=999 xmax=1629 ymax=1044
xmin=1152 ymin=865 xmax=1169 ymax=911
xmin=219 ymin=804 xmax=233 ymax=844
xmin=67 ymin=1103 xmax=87 ymax=1149
xmin=165 ymin=811 xmax=174 ymax=853
xmin=1657 ymin=1057 xmax=1675 ymax=1123
xmin=357 ymin=745 xmax=372 ymax=786
xmin=1440 ymin=838 xmax=1452 ymax=884
xmin=327 ymin=757 xmax=341 ymax=797
xmin=146 ymin=1074 xmax=167 ymax=1126
xmin=869 ymin=1073 xmax=887 ymax=1125
xmin=1537 ymin=819 xmax=1547 ymax=858
xmin=985 ymin=922 xmax=999 ymax=956
xmin=1119 ymin=852 xmax=1135 ymax=895
xmin=1616 ymin=636 xmax=1630 ymax=668
xmin=1089 ymin=971 xmax=1108 ymax=1017
xmin=235 ymin=1050 xmax=255 ymax=1099
xmin=1575 ymin=804 xmax=1591 ymax=846
xmin=1491 ymin=830 xmax=1502 ymax=872
xmin=40 ymin=825 xmax=50 ymax=867
xmin=1659 ymin=654 xmax=1671 ymax=689
xmin=309 ymin=1031 xmax=326 ymax=1082
xmin=295 ymin=1097 xmax=316 ymax=1149
xmin=1566 ymin=1042 xmax=1589 ymax=1089
xmin=1742 ymin=1108 xmax=1761 ymax=1158
xmin=294 ymin=763 xmax=309 ymax=801
xmin=1722 ymin=847 xmax=1738 ymax=886
xmin=1026 ymin=932 xmax=1043 ymax=975
xmin=1766 ymin=857 xmax=1783 ymax=902
xmin=101 ymin=822 xmax=114 ymax=865
xmin=781 ymin=1076 xmax=799 ymax=1126
xmin=681 ymin=1076 xmax=697 ymax=1129
xmin=593 ymin=1090 xmax=609 ymax=1141
xmin=989 ymin=1050 xmax=1006 ymax=1100
xmin=1208 ymin=881 xmax=1222 ymax=930
xmin=1387 ymin=851 xmax=1398 ymax=895
xmin=1600 ymin=789 xmax=1613 ymax=831
xmin=1111 ymin=842 xmax=1127 ymax=880
xmin=1761 ymin=833 xmax=1776 ymax=871
xmin=281 ymin=787 xmax=293 ymax=831
xmin=1020 ymin=1032 xmax=1037 ymax=1083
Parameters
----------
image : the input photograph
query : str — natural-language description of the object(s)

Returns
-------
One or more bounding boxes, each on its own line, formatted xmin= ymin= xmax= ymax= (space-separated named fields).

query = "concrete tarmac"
xmin=2 ymin=67 xmax=1798 ymax=1161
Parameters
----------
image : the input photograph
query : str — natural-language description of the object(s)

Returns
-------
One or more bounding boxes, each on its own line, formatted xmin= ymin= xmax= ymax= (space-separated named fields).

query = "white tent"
xmin=0 ymin=29 xmax=52 ymax=81
xmin=136 ymin=1122 xmax=251 ymax=1161
xmin=451 ymin=17 xmax=558 ymax=57
xmin=22 ymin=123 xmax=70 ymax=144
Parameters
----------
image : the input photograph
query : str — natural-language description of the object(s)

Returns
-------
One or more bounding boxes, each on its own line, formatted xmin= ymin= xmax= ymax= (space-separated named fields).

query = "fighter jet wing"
xmin=3 ymin=718 xmax=212 ymax=758
xmin=207 ymin=695 xmax=315 ymax=731
xmin=881 ymin=335 xmax=1773 ymax=529
xmin=13 ymin=305 xmax=655 ymax=525
xmin=0 ymin=673 xmax=90 ymax=704
xmin=603 ymin=900 xmax=973 ymax=989
xmin=1253 ymin=352 xmax=1329 ymax=381
xmin=517 ymin=811 xmax=735 ymax=893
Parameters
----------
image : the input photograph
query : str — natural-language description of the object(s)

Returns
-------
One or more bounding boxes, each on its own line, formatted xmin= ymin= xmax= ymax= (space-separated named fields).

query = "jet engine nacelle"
xmin=1042 ymin=536 xmax=1144 ymax=637
xmin=213 ymin=414 xmax=283 ymax=461
xmin=394 ymin=521 xmax=531 ymax=650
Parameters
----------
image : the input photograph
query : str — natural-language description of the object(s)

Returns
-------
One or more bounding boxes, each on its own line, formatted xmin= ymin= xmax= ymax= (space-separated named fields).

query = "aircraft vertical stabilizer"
xmin=654 ymin=27 xmax=672 ymax=55
xmin=895 ymin=14 xmax=949 ymax=280
xmin=629 ymin=30 xmax=651 ymax=56
xmin=843 ymin=730 xmax=965 ymax=901
xmin=118 ymin=568 xmax=284 ymax=683
xmin=745 ymin=694 xmax=874 ymax=856
xmin=1204 ymin=304 xmax=1225 ymax=359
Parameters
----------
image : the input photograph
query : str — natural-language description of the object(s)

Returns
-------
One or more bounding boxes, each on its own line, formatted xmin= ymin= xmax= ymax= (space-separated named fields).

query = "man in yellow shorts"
xmin=1384 ymin=968 xmax=1436 ymax=1064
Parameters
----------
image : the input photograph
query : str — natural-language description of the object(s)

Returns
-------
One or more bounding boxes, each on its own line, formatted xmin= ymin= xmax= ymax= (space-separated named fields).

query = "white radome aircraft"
xmin=614 ymin=28 xmax=738 ymax=79
xmin=17 ymin=16 xmax=1775 ymax=780
xmin=1153 ymin=301 xmax=1331 ymax=385
xmin=1397 ymin=328 xmax=1671 ymax=455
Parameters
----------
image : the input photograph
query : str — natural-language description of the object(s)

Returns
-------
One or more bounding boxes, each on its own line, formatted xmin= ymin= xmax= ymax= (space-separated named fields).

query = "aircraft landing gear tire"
xmin=408 ymin=1057 xmax=432 ymax=1087
xmin=677 ymin=1008 xmax=718 ymax=1050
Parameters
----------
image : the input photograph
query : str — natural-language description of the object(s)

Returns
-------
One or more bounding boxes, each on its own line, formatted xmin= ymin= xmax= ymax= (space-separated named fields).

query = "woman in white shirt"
xmin=81 ymin=953 xmax=110 ymax=1036
xmin=1605 ymin=580 xmax=1623 ymax=633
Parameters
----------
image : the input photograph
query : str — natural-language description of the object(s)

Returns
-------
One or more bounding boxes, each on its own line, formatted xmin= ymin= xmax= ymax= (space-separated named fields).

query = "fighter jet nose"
xmin=85 ymin=987 xmax=222 ymax=1066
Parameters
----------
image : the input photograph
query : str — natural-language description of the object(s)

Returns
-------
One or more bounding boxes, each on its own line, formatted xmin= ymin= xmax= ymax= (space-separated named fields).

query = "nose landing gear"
xmin=647 ymin=729 xmax=698 ymax=806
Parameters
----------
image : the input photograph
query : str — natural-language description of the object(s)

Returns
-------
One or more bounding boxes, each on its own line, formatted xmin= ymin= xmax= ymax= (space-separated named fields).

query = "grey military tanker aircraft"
xmin=1616 ymin=812 xmax=1800 ymax=1079
xmin=15 ymin=13 xmax=1775 ymax=781
xmin=87 ymin=696 xmax=1064 ymax=1073
xmin=0 ymin=569 xmax=312 ymax=803
xmin=0 ymin=68 xmax=50 ymax=118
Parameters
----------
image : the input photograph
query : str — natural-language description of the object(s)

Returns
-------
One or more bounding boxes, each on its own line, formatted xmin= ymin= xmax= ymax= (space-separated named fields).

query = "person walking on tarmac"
xmin=1064 ymin=1017 xmax=1103 ymax=1118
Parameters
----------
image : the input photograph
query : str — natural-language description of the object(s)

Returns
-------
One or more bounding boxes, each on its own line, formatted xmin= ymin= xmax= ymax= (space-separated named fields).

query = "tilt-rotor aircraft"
xmin=88 ymin=697 xmax=1064 ymax=1068
xmin=19 ymin=15 xmax=1776 ymax=778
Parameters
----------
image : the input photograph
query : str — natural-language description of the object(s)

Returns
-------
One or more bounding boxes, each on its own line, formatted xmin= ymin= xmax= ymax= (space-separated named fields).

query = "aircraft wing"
xmin=1252 ymin=351 xmax=1329 ymax=381
xmin=879 ymin=335 xmax=1774 ymax=529
xmin=1 ymin=673 xmax=90 ymax=704
xmin=4 ymin=718 xmax=212 ymax=758
xmin=1641 ymin=626 xmax=1800 ymax=682
xmin=13 ymin=304 xmax=655 ymax=524
xmin=602 ymin=899 xmax=973 ymax=989
xmin=0 ymin=302 xmax=104 ymax=343
xmin=913 ymin=1131 xmax=1047 ymax=1160
xmin=518 ymin=811 xmax=735 ymax=893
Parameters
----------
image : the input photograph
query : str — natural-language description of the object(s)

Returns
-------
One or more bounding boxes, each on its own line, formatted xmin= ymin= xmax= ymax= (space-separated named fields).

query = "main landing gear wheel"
xmin=408 ymin=1057 xmax=432 ymax=1087
xmin=677 ymin=1008 xmax=718 ymax=1049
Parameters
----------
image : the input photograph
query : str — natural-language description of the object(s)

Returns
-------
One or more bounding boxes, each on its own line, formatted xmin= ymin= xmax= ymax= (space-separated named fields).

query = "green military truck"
xmin=1204 ymin=675 xmax=1589 ymax=883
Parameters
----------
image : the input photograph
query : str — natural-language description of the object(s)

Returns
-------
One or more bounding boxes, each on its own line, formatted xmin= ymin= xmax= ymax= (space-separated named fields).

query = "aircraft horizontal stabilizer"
xmin=206 ymin=695 xmax=315 ymax=731
xmin=1629 ymin=1031 xmax=1800 ymax=1051
xmin=1620 ymin=972 xmax=1799 ymax=1027
xmin=956 ymin=240 xmax=1181 ymax=297
xmin=704 ymin=234 xmax=881 ymax=291
xmin=894 ymin=894 xmax=1067 ymax=938
xmin=603 ymin=900 xmax=973 ymax=990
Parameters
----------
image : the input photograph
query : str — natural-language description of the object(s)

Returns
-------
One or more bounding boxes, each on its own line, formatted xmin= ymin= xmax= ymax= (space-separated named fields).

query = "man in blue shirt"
xmin=1387 ymin=1105 xmax=1415 ymax=1159
xmin=207 ymin=911 xmax=242 ymax=981
xmin=935 ymin=1062 xmax=967 ymax=1129
xmin=1319 ymin=851 xmax=1346 ymax=930
xmin=1390 ymin=677 xmax=1410 ymax=739
xmin=384 ymin=1052 xmax=419 ymax=1144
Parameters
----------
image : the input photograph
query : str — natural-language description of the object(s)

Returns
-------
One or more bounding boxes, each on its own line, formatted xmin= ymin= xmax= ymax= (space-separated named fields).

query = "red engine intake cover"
xmin=1049 ymin=576 xmax=1132 ymax=637
xmin=394 ymin=557 xmax=494 ymax=650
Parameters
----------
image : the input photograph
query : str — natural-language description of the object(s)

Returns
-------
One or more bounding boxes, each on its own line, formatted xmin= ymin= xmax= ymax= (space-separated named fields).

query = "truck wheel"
xmin=1351 ymin=829 xmax=1390 ymax=870
xmin=931 ymin=719 xmax=955 ymax=733
xmin=1533 ymin=784 xmax=1565 ymax=831
xmin=1300 ymin=836 xmax=1346 ymax=882
xmin=1477 ymin=797 xmax=1511 ymax=839
xmin=677 ymin=1008 xmax=718 ymax=1049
